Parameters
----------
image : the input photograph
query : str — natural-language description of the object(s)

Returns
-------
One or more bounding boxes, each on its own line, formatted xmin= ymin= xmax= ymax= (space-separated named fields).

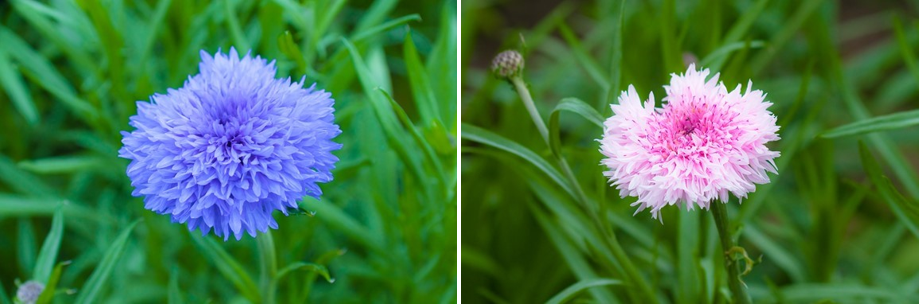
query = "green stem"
xmin=258 ymin=230 xmax=278 ymax=304
xmin=510 ymin=74 xmax=657 ymax=304
xmin=711 ymin=201 xmax=751 ymax=304
xmin=510 ymin=76 xmax=550 ymax=143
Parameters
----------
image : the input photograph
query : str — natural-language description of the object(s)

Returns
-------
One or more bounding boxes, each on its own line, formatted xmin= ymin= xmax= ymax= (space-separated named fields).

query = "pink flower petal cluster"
xmin=599 ymin=65 xmax=780 ymax=220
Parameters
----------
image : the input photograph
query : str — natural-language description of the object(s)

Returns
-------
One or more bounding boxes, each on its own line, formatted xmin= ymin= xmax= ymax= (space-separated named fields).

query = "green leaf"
xmin=17 ymin=219 xmax=37 ymax=276
xmin=136 ymin=0 xmax=172 ymax=70
xmin=822 ymin=109 xmax=919 ymax=138
xmin=676 ymin=211 xmax=701 ymax=304
xmin=278 ymin=31 xmax=307 ymax=74
xmin=341 ymin=37 xmax=434 ymax=200
xmin=707 ymin=0 xmax=769 ymax=71
xmin=532 ymin=207 xmax=618 ymax=304
xmin=167 ymin=267 xmax=183 ymax=304
xmin=699 ymin=40 xmax=765 ymax=68
xmin=558 ymin=23 xmax=608 ymax=89
xmin=257 ymin=231 xmax=277 ymax=304
xmin=18 ymin=156 xmax=106 ymax=175
xmin=0 ymin=26 xmax=98 ymax=120
xmin=548 ymin=97 xmax=605 ymax=156
xmin=605 ymin=0 xmax=625 ymax=103
xmin=378 ymin=89 xmax=447 ymax=192
xmin=0 ymin=195 xmax=102 ymax=223
xmin=301 ymin=199 xmax=385 ymax=254
xmin=858 ymin=142 xmax=919 ymax=240
xmin=352 ymin=14 xmax=421 ymax=42
xmin=36 ymin=261 xmax=70 ymax=304
xmin=74 ymin=220 xmax=139 ymax=304
xmin=893 ymin=16 xmax=919 ymax=87
xmin=276 ymin=262 xmax=334 ymax=283
xmin=768 ymin=284 xmax=915 ymax=302
xmin=189 ymin=233 xmax=260 ymax=302
xmin=0 ymin=151 xmax=56 ymax=198
xmin=403 ymin=29 xmax=441 ymax=126
xmin=749 ymin=0 xmax=826 ymax=74
xmin=461 ymin=123 xmax=575 ymax=200
xmin=427 ymin=2 xmax=457 ymax=123
xmin=546 ymin=278 xmax=623 ymax=304
xmin=0 ymin=45 xmax=38 ymax=125
xmin=743 ymin=224 xmax=806 ymax=282
xmin=223 ymin=0 xmax=249 ymax=51
xmin=33 ymin=207 xmax=64 ymax=283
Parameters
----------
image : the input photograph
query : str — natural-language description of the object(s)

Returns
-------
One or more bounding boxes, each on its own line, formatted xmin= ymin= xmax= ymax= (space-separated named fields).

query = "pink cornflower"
xmin=599 ymin=65 xmax=780 ymax=220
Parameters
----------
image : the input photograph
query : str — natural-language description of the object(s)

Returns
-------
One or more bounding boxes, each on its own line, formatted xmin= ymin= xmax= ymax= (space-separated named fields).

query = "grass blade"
xmin=558 ymin=23 xmax=608 ymax=89
xmin=17 ymin=219 xmax=37 ymax=275
xmin=276 ymin=262 xmax=334 ymax=283
xmin=403 ymin=29 xmax=441 ymax=126
xmin=893 ymin=16 xmax=919 ymax=86
xmin=699 ymin=41 xmax=765 ymax=68
xmin=0 ymin=26 xmax=98 ymax=120
xmin=461 ymin=123 xmax=575 ymax=199
xmin=352 ymin=14 xmax=421 ymax=42
xmin=18 ymin=156 xmax=106 ymax=175
xmin=278 ymin=31 xmax=307 ymax=74
xmin=548 ymin=97 xmax=604 ymax=156
xmin=822 ymin=108 xmax=919 ymax=138
xmin=74 ymin=220 xmax=139 ymax=304
xmin=546 ymin=278 xmax=623 ymax=304
xmin=36 ymin=261 xmax=70 ymax=304
xmin=168 ymin=267 xmax=183 ymax=304
xmin=189 ymin=233 xmax=260 ymax=302
xmin=0 ymin=46 xmax=38 ymax=125
xmin=859 ymin=142 xmax=919 ymax=240
xmin=708 ymin=0 xmax=769 ymax=71
xmin=223 ymin=0 xmax=249 ymax=51
xmin=33 ymin=207 xmax=64 ymax=283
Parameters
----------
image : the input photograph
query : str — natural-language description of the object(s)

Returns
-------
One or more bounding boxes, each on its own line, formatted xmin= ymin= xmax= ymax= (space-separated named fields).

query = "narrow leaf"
xmin=461 ymin=123 xmax=575 ymax=199
xmin=546 ymin=278 xmax=623 ymax=304
xmin=278 ymin=31 xmax=307 ymax=74
xmin=858 ymin=142 xmax=919 ymax=240
xmin=0 ymin=46 xmax=38 ymax=125
xmin=36 ymin=261 xmax=70 ymax=304
xmin=189 ymin=233 xmax=260 ymax=302
xmin=276 ymin=262 xmax=334 ymax=283
xmin=822 ymin=108 xmax=919 ymax=138
xmin=33 ymin=208 xmax=64 ymax=283
xmin=74 ymin=220 xmax=139 ymax=304
xmin=167 ymin=267 xmax=183 ymax=304
xmin=548 ymin=97 xmax=604 ymax=156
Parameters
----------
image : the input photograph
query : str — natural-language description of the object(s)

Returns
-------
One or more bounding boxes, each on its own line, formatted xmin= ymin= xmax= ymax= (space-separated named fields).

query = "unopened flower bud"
xmin=491 ymin=50 xmax=524 ymax=78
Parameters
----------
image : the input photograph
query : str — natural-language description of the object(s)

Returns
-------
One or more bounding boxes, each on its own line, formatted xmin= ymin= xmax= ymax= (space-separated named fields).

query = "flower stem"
xmin=258 ymin=230 xmax=278 ymax=304
xmin=711 ymin=201 xmax=751 ymax=304
xmin=510 ymin=76 xmax=549 ymax=143
xmin=509 ymin=74 xmax=657 ymax=304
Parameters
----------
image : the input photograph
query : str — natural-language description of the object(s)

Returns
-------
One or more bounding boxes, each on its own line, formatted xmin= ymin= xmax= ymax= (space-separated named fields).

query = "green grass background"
xmin=462 ymin=0 xmax=919 ymax=303
xmin=0 ymin=0 xmax=457 ymax=303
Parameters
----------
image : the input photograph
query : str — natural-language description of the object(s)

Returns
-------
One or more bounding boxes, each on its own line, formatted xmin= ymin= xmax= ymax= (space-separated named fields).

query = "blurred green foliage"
xmin=462 ymin=0 xmax=919 ymax=303
xmin=0 ymin=0 xmax=457 ymax=303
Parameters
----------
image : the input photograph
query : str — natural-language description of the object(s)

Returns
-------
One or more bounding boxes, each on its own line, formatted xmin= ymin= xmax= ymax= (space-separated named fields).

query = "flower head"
xmin=120 ymin=48 xmax=341 ymax=240
xmin=16 ymin=281 xmax=44 ymax=304
xmin=599 ymin=64 xmax=779 ymax=220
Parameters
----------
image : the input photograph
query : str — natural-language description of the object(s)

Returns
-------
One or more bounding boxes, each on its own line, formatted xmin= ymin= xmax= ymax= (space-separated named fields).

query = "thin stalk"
xmin=510 ymin=77 xmax=550 ymax=142
xmin=711 ymin=201 xmax=751 ymax=304
xmin=509 ymin=74 xmax=657 ymax=304
xmin=258 ymin=230 xmax=278 ymax=304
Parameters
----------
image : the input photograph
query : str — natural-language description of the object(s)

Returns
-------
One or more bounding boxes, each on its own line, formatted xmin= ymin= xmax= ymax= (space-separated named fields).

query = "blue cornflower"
xmin=119 ymin=48 xmax=341 ymax=240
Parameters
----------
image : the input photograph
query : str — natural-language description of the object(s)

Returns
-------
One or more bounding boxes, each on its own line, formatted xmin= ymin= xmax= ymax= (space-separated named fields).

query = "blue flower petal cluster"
xmin=120 ymin=48 xmax=341 ymax=240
